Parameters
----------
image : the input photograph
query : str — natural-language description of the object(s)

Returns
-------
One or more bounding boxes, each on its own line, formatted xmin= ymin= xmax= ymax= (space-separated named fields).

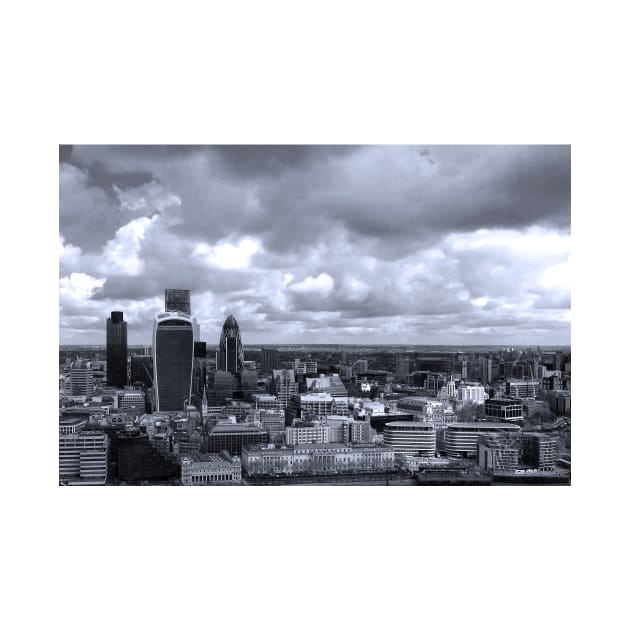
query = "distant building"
xmin=480 ymin=357 xmax=493 ymax=385
xmin=130 ymin=355 xmax=153 ymax=388
xmin=164 ymin=289 xmax=191 ymax=314
xmin=106 ymin=311 xmax=127 ymax=387
xmin=506 ymin=379 xmax=540 ymax=399
xmin=59 ymin=430 xmax=108 ymax=485
xmin=547 ymin=390 xmax=571 ymax=415
xmin=271 ymin=369 xmax=298 ymax=407
xmin=306 ymin=374 xmax=348 ymax=397
xmin=444 ymin=423 xmax=521 ymax=458
xmin=261 ymin=348 xmax=279 ymax=373
xmin=253 ymin=394 xmax=284 ymax=412
xmin=456 ymin=385 xmax=487 ymax=405
xmin=118 ymin=390 xmax=145 ymax=409
xmin=70 ymin=360 xmax=95 ymax=396
xmin=521 ymin=433 xmax=558 ymax=471
xmin=216 ymin=314 xmax=244 ymax=374
xmin=383 ymin=421 xmax=436 ymax=457
xmin=484 ymin=398 xmax=524 ymax=422
xmin=181 ymin=452 xmax=241 ymax=485
xmin=396 ymin=356 xmax=411 ymax=379
xmin=258 ymin=410 xmax=286 ymax=441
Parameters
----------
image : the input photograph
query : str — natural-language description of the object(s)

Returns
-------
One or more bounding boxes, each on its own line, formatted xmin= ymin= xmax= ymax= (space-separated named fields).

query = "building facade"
xmin=106 ymin=311 xmax=127 ymax=387
xmin=153 ymin=312 xmax=194 ymax=412
xmin=383 ymin=421 xmax=436 ymax=457
xmin=444 ymin=423 xmax=521 ymax=458
xmin=216 ymin=314 xmax=244 ymax=374
xmin=180 ymin=452 xmax=241 ymax=485
xmin=59 ymin=430 xmax=109 ymax=485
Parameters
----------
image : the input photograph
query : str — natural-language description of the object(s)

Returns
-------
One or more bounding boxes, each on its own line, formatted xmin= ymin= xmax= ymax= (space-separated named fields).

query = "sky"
xmin=59 ymin=145 xmax=570 ymax=346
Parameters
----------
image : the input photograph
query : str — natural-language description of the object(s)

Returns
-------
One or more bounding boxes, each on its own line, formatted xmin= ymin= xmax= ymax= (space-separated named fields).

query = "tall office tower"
xmin=271 ymin=369 xmax=298 ymax=407
xmin=216 ymin=314 xmax=244 ymax=374
xmin=70 ymin=360 xmax=95 ymax=396
xmin=480 ymin=357 xmax=493 ymax=385
xmin=261 ymin=348 xmax=279 ymax=373
xmin=130 ymin=355 xmax=153 ymax=388
xmin=461 ymin=359 xmax=468 ymax=380
xmin=192 ymin=318 xmax=201 ymax=342
xmin=153 ymin=312 xmax=194 ymax=412
xmin=192 ymin=342 xmax=207 ymax=397
xmin=106 ymin=311 xmax=128 ymax=387
xmin=396 ymin=356 xmax=411 ymax=379
xmin=165 ymin=289 xmax=191 ymax=314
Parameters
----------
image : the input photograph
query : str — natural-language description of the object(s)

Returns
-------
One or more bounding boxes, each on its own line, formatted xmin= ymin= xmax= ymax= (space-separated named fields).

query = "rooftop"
xmin=446 ymin=422 xmax=521 ymax=430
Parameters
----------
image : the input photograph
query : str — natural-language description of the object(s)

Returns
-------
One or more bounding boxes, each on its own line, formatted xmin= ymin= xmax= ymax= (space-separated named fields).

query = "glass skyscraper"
xmin=106 ymin=311 xmax=127 ymax=387
xmin=164 ymin=288 xmax=191 ymax=315
xmin=216 ymin=314 xmax=244 ymax=374
xmin=153 ymin=312 xmax=194 ymax=412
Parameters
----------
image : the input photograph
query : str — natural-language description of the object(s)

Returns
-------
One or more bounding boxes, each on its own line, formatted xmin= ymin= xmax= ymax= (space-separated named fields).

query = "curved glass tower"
xmin=153 ymin=312 xmax=194 ymax=412
xmin=217 ymin=314 xmax=244 ymax=374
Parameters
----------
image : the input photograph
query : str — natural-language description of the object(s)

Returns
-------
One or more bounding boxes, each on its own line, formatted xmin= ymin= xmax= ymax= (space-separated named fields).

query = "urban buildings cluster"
xmin=59 ymin=289 xmax=571 ymax=485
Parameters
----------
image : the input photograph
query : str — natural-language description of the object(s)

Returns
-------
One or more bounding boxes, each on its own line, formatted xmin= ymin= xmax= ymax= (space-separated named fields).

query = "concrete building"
xmin=286 ymin=422 xmax=330 ymax=445
xmin=180 ymin=452 xmax=241 ymax=485
xmin=299 ymin=392 xmax=338 ymax=416
xmin=444 ymin=423 xmax=521 ymax=458
xmin=547 ymin=390 xmax=571 ymax=415
xmin=208 ymin=423 xmax=268 ymax=455
xmin=70 ymin=360 xmax=95 ymax=396
xmin=480 ymin=357 xmax=493 ymax=385
xmin=118 ymin=390 xmax=145 ymax=409
xmin=383 ymin=421 xmax=436 ymax=457
xmin=258 ymin=410 xmax=286 ymax=441
xmin=484 ymin=398 xmax=524 ymax=422
xmin=521 ymin=433 xmax=559 ymax=471
xmin=456 ymin=385 xmax=487 ymax=405
xmin=59 ymin=430 xmax=108 ymax=485
xmin=253 ymin=394 xmax=284 ymax=412
xmin=241 ymin=443 xmax=396 ymax=477
xmin=271 ymin=369 xmax=298 ymax=407
xmin=306 ymin=374 xmax=348 ymax=397
xmin=477 ymin=432 xmax=521 ymax=472
xmin=506 ymin=379 xmax=541 ymax=399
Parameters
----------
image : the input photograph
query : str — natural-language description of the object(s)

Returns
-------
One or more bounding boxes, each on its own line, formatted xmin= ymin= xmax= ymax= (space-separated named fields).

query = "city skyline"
xmin=59 ymin=145 xmax=570 ymax=346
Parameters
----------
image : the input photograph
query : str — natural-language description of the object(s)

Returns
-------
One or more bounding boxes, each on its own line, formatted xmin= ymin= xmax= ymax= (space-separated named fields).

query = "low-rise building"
xmin=444 ymin=422 xmax=521 ymax=458
xmin=181 ymin=451 xmax=241 ymax=485
xmin=477 ymin=432 xmax=521 ymax=472
xmin=59 ymin=430 xmax=108 ymax=485
xmin=521 ymin=433 xmax=559 ymax=471
xmin=383 ymin=421 xmax=436 ymax=457
xmin=241 ymin=443 xmax=396 ymax=477
xmin=484 ymin=398 xmax=524 ymax=422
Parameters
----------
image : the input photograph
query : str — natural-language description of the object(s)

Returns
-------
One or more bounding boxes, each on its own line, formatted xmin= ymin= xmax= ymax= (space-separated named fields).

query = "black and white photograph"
xmin=59 ymin=144 xmax=571 ymax=486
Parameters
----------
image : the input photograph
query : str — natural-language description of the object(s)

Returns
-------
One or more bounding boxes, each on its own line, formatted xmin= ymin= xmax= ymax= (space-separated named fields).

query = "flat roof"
xmin=446 ymin=422 xmax=521 ymax=430
xmin=210 ymin=424 xmax=266 ymax=434
xmin=385 ymin=421 xmax=435 ymax=429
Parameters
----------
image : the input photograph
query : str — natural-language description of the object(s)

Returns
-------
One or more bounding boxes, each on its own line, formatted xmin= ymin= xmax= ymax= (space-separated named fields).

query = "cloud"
xmin=59 ymin=145 xmax=571 ymax=345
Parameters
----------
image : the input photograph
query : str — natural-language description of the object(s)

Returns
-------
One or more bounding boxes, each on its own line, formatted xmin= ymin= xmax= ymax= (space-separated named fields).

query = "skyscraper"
xmin=216 ymin=314 xmax=244 ymax=374
xmin=106 ymin=311 xmax=127 ymax=387
xmin=261 ymin=348 xmax=279 ymax=373
xmin=165 ymin=289 xmax=191 ymax=315
xmin=153 ymin=312 xmax=194 ymax=412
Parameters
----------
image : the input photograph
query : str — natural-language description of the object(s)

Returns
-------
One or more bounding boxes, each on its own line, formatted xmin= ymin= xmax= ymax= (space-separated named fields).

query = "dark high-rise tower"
xmin=106 ymin=311 xmax=127 ymax=387
xmin=153 ymin=312 xmax=194 ymax=412
xmin=165 ymin=289 xmax=191 ymax=315
xmin=217 ymin=314 xmax=244 ymax=374
xmin=261 ymin=348 xmax=279 ymax=373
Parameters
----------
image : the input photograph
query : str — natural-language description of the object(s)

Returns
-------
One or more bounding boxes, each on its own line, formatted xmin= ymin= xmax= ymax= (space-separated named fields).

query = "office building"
xmin=130 ymin=355 xmax=153 ymax=388
xmin=306 ymin=374 xmax=348 ymax=397
xmin=241 ymin=443 xmax=397 ymax=477
xmin=253 ymin=394 xmax=284 ymax=412
xmin=70 ymin=360 xmax=95 ymax=396
xmin=547 ymin=390 xmax=571 ymax=415
xmin=383 ymin=421 xmax=436 ymax=457
xmin=258 ymin=410 xmax=287 ymax=441
xmin=396 ymin=356 xmax=411 ymax=379
xmin=477 ymin=433 xmax=521 ymax=472
xmin=180 ymin=452 xmax=242 ymax=485
xmin=239 ymin=369 xmax=258 ymax=401
xmin=153 ymin=312 xmax=194 ymax=412
xmin=444 ymin=423 xmax=521 ymax=458
xmin=480 ymin=357 xmax=493 ymax=385
xmin=118 ymin=390 xmax=145 ymax=409
xmin=521 ymin=433 xmax=559 ymax=471
xmin=286 ymin=422 xmax=330 ymax=445
xmin=484 ymin=398 xmax=524 ymax=422
xmin=59 ymin=430 xmax=108 ymax=485
xmin=164 ymin=288 xmax=191 ymax=314
xmin=216 ymin=314 xmax=244 ymax=374
xmin=456 ymin=385 xmax=487 ymax=405
xmin=506 ymin=379 xmax=541 ymax=399
xmin=271 ymin=369 xmax=298 ymax=407
xmin=208 ymin=423 xmax=268 ymax=456
xmin=261 ymin=348 xmax=280 ymax=373
xmin=106 ymin=311 xmax=127 ymax=387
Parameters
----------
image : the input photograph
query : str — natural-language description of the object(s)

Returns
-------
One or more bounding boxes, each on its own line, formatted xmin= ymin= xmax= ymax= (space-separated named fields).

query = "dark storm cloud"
xmin=209 ymin=145 xmax=359 ymax=178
